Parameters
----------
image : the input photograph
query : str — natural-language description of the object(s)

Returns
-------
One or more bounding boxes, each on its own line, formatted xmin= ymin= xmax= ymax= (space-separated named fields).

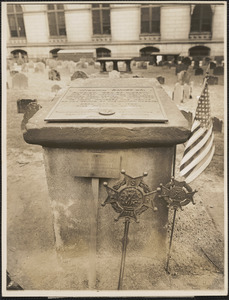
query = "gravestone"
xmin=183 ymin=84 xmax=190 ymax=102
xmin=180 ymin=109 xmax=193 ymax=127
xmin=212 ymin=117 xmax=223 ymax=132
xmin=210 ymin=62 xmax=216 ymax=69
xmin=67 ymin=61 xmax=76 ymax=73
xmin=24 ymin=78 xmax=190 ymax=286
xmin=136 ymin=62 xmax=143 ymax=69
xmin=94 ymin=62 xmax=100 ymax=69
xmin=28 ymin=61 xmax=34 ymax=69
xmin=173 ymin=82 xmax=183 ymax=104
xmin=17 ymin=99 xmax=37 ymax=113
xmin=51 ymin=85 xmax=62 ymax=93
xmin=109 ymin=70 xmax=120 ymax=79
xmin=57 ymin=60 xmax=63 ymax=66
xmin=35 ymin=62 xmax=45 ymax=73
xmin=49 ymin=69 xmax=61 ymax=81
xmin=48 ymin=59 xmax=58 ymax=69
xmin=21 ymin=102 xmax=42 ymax=130
xmin=208 ymin=76 xmax=218 ymax=85
xmin=82 ymin=62 xmax=88 ymax=68
xmin=71 ymin=70 xmax=89 ymax=81
xmin=156 ymin=76 xmax=165 ymax=84
xmin=175 ymin=63 xmax=188 ymax=75
xmin=10 ymin=70 xmax=19 ymax=76
xmin=12 ymin=73 xmax=28 ymax=89
xmin=213 ymin=66 xmax=224 ymax=75
xmin=195 ymin=68 xmax=204 ymax=76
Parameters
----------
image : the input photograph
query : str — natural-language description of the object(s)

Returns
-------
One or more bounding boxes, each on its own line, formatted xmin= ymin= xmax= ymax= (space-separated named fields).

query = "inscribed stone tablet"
xmin=45 ymin=87 xmax=168 ymax=122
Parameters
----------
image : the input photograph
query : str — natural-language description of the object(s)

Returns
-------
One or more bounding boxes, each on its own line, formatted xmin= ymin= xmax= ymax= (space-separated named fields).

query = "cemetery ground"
xmin=6 ymin=63 xmax=226 ymax=292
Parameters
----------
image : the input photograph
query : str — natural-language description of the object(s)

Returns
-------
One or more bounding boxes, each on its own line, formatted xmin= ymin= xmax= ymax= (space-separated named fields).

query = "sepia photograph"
xmin=1 ymin=0 xmax=228 ymax=297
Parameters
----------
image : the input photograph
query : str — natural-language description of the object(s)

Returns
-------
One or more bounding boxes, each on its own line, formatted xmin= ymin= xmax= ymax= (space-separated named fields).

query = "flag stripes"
xmin=179 ymin=75 xmax=215 ymax=183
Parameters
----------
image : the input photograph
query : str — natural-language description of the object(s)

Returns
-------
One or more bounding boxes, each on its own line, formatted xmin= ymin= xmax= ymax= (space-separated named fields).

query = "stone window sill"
xmin=139 ymin=34 xmax=161 ymax=41
xmin=189 ymin=32 xmax=212 ymax=40
xmin=92 ymin=35 xmax=112 ymax=42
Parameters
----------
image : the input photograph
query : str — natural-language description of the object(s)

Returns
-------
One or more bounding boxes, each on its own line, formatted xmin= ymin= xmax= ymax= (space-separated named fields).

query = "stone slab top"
xmin=23 ymin=78 xmax=191 ymax=148
xmin=96 ymin=57 xmax=133 ymax=61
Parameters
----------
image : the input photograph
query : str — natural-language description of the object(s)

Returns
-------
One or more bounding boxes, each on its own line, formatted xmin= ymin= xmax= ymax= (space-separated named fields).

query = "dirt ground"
xmin=5 ymin=63 xmax=226 ymax=294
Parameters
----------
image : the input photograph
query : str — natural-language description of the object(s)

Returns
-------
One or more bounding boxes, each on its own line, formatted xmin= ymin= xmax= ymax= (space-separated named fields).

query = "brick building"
xmin=5 ymin=2 xmax=225 ymax=60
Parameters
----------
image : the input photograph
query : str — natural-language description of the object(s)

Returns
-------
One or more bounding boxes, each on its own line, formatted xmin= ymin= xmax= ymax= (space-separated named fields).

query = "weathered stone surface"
xmin=42 ymin=146 xmax=171 ymax=258
xmin=71 ymin=70 xmax=89 ymax=81
xmin=48 ymin=69 xmax=61 ymax=81
xmin=12 ymin=73 xmax=28 ymax=89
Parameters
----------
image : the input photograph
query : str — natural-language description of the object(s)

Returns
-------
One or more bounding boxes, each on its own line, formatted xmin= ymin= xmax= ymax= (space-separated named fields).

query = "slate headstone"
xmin=208 ymin=76 xmax=218 ymax=85
xmin=173 ymin=82 xmax=184 ymax=104
xmin=109 ymin=70 xmax=120 ymax=79
xmin=48 ymin=69 xmax=61 ymax=81
xmin=51 ymin=85 xmax=62 ymax=93
xmin=212 ymin=117 xmax=223 ymax=132
xmin=195 ymin=68 xmax=204 ymax=75
xmin=210 ymin=62 xmax=216 ymax=69
xmin=17 ymin=99 xmax=37 ymax=113
xmin=71 ymin=70 xmax=89 ymax=81
xmin=175 ymin=63 xmax=188 ymax=75
xmin=156 ymin=76 xmax=165 ymax=84
xmin=213 ymin=66 xmax=224 ymax=75
xmin=12 ymin=73 xmax=28 ymax=89
xmin=21 ymin=102 xmax=42 ymax=130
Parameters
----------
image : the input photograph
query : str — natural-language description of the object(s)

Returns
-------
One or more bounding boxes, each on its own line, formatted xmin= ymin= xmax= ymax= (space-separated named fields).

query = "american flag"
xmin=179 ymin=75 xmax=215 ymax=183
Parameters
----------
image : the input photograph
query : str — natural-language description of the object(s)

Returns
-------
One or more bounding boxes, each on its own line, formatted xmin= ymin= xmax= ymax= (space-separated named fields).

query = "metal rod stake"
xmin=118 ymin=218 xmax=130 ymax=290
xmin=166 ymin=208 xmax=177 ymax=273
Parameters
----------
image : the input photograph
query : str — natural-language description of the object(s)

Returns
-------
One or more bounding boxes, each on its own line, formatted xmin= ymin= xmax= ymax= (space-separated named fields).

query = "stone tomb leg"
xmin=24 ymin=78 xmax=190 ymax=289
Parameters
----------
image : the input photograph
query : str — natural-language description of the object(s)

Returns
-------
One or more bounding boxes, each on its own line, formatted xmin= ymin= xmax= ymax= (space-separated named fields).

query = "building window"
xmin=191 ymin=5 xmax=212 ymax=32
xmin=7 ymin=4 xmax=26 ymax=37
xmin=141 ymin=5 xmax=160 ymax=34
xmin=92 ymin=4 xmax=111 ymax=35
xmin=47 ymin=4 xmax=66 ymax=36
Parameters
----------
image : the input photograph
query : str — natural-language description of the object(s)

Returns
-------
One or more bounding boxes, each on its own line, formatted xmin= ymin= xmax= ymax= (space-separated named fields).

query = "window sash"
xmin=191 ymin=5 xmax=212 ymax=33
xmin=141 ymin=6 xmax=160 ymax=34
xmin=92 ymin=6 xmax=111 ymax=35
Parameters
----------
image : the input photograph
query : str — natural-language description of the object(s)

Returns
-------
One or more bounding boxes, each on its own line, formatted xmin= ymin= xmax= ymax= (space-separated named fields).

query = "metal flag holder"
xmin=157 ymin=176 xmax=197 ymax=273
xmin=102 ymin=170 xmax=158 ymax=290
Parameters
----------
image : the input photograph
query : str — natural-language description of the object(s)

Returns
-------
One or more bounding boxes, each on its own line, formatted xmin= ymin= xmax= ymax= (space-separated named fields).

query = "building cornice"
xmin=7 ymin=39 xmax=224 ymax=49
